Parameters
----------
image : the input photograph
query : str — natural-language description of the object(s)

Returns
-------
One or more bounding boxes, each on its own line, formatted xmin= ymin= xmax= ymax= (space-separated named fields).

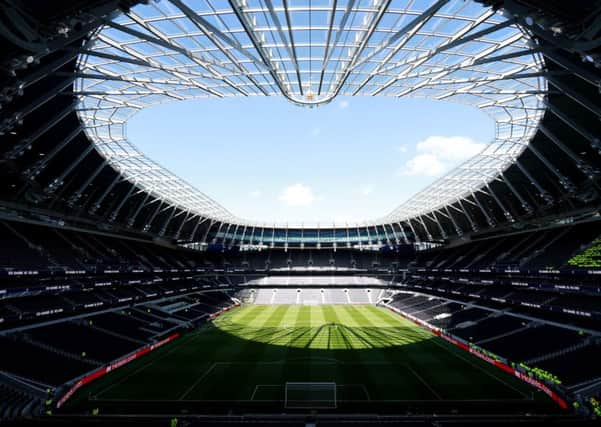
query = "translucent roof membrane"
xmin=75 ymin=0 xmax=546 ymax=227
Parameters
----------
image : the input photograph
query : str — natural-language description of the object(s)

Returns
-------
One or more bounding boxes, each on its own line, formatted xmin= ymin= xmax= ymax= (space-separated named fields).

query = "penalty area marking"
xmin=168 ymin=360 xmax=443 ymax=403
xmin=93 ymin=331 xmax=205 ymax=399
xmin=178 ymin=363 xmax=217 ymax=401
xmin=250 ymin=384 xmax=280 ymax=401
xmin=361 ymin=384 xmax=371 ymax=401
xmin=250 ymin=384 xmax=371 ymax=402
xmin=405 ymin=365 xmax=442 ymax=400
xmin=95 ymin=352 xmax=523 ymax=404
xmin=338 ymin=384 xmax=371 ymax=401
xmin=430 ymin=336 xmax=530 ymax=399
xmin=88 ymin=397 xmax=529 ymax=404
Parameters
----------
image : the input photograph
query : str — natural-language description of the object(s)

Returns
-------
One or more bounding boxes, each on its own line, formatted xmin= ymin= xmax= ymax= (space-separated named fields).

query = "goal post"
xmin=284 ymin=382 xmax=337 ymax=409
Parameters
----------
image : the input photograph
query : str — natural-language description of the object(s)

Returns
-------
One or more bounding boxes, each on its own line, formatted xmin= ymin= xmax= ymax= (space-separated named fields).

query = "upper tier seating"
xmin=0 ymin=222 xmax=49 ymax=268
xmin=0 ymin=219 xmax=410 ymax=274
xmin=415 ymin=220 xmax=601 ymax=271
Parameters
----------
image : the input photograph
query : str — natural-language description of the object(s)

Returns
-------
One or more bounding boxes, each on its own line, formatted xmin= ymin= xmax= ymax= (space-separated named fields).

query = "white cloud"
xmin=416 ymin=136 xmax=484 ymax=161
xmin=399 ymin=136 xmax=485 ymax=177
xmin=398 ymin=144 xmax=408 ymax=153
xmin=402 ymin=153 xmax=446 ymax=177
xmin=249 ymin=190 xmax=262 ymax=198
xmin=339 ymin=100 xmax=350 ymax=109
xmin=278 ymin=184 xmax=316 ymax=206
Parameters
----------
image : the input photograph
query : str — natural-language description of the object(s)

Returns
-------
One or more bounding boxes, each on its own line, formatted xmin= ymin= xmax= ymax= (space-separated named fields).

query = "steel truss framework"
xmin=75 ymin=0 xmax=547 ymax=230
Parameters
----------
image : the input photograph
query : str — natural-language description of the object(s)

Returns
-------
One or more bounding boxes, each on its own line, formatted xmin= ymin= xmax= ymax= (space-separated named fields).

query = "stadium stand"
xmin=1 ymin=335 xmax=99 ymax=386
xmin=250 ymin=288 xmax=381 ymax=305
xmin=536 ymin=344 xmax=601 ymax=386
xmin=1 ymin=190 xmax=600 ymax=423
xmin=385 ymin=290 xmax=601 ymax=389
xmin=2 ymin=0 xmax=601 ymax=424
xmin=0 ymin=383 xmax=42 ymax=420
xmin=0 ymin=288 xmax=234 ymax=386
xmin=414 ymin=220 xmax=601 ymax=272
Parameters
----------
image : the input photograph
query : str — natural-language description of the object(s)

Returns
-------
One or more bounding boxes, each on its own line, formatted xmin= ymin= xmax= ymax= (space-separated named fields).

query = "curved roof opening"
xmin=127 ymin=96 xmax=494 ymax=223
xmin=75 ymin=0 xmax=547 ymax=227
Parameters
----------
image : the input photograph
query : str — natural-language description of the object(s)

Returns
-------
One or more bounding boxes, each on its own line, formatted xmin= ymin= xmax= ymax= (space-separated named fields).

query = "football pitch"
xmin=67 ymin=305 xmax=557 ymax=414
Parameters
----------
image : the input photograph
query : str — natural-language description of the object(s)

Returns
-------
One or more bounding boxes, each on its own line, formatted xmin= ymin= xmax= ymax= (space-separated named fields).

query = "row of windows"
xmin=212 ymin=229 xmax=412 ymax=243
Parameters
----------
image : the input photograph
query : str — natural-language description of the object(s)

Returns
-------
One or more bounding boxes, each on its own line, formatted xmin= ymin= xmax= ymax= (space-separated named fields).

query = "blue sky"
xmin=128 ymin=96 xmax=494 ymax=223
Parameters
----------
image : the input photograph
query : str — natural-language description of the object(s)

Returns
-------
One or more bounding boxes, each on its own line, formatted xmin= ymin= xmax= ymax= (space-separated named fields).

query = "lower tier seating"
xmin=26 ymin=322 xmax=140 ymax=363
xmin=0 ymin=336 xmax=98 ymax=386
xmin=0 ymin=383 xmax=41 ymax=420
xmin=387 ymin=291 xmax=598 ymax=387
xmin=483 ymin=325 xmax=585 ymax=362
xmin=0 ymin=290 xmax=234 ymax=388
xmin=535 ymin=343 xmax=601 ymax=386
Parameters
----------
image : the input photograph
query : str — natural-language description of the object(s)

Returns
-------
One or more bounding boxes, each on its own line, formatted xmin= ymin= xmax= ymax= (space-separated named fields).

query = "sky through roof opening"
xmin=128 ymin=96 xmax=494 ymax=223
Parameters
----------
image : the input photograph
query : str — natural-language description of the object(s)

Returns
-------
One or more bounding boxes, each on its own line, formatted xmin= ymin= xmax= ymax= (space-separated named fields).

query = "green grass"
xmin=66 ymin=305 xmax=557 ymax=414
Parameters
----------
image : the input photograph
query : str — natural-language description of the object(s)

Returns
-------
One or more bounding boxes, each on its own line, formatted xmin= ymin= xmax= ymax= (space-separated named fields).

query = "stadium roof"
xmin=75 ymin=0 xmax=546 ymax=227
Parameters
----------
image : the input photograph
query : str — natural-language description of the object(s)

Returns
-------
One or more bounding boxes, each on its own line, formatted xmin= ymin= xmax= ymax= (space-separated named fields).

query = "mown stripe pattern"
xmin=72 ymin=305 xmax=548 ymax=405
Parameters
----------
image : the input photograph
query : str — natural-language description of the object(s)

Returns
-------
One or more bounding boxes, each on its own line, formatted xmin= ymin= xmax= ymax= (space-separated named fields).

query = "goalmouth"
xmin=284 ymin=382 xmax=337 ymax=409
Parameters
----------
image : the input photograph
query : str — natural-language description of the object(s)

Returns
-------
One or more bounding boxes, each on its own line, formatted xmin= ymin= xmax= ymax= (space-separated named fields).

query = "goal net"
xmin=284 ymin=382 xmax=336 ymax=408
